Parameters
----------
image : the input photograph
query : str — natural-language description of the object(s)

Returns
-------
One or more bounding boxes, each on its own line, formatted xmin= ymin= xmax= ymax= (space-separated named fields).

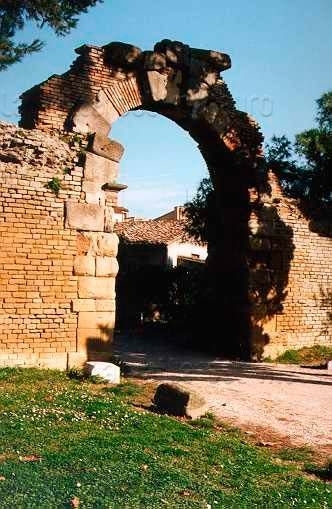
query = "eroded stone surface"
xmin=78 ymin=276 xmax=116 ymax=299
xmin=74 ymin=255 xmax=95 ymax=276
xmin=153 ymin=382 xmax=206 ymax=419
xmin=90 ymin=133 xmax=125 ymax=162
xmin=72 ymin=104 xmax=110 ymax=136
xmin=96 ymin=256 xmax=119 ymax=277
xmin=65 ymin=201 xmax=105 ymax=232
xmin=84 ymin=152 xmax=119 ymax=183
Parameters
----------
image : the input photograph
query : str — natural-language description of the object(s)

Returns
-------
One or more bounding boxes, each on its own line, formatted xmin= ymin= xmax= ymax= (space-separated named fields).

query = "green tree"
xmin=266 ymin=90 xmax=332 ymax=220
xmin=0 ymin=0 xmax=103 ymax=71
xmin=184 ymin=177 xmax=215 ymax=243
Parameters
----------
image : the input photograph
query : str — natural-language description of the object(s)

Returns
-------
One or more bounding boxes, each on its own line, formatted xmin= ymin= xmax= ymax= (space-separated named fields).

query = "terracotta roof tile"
xmin=114 ymin=219 xmax=195 ymax=245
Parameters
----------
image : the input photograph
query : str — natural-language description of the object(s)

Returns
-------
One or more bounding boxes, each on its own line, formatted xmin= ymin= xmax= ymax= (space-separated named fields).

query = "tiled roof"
xmin=114 ymin=219 xmax=195 ymax=245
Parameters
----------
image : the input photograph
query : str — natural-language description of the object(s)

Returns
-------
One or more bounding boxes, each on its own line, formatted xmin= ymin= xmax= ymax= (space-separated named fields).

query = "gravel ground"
xmin=113 ymin=332 xmax=332 ymax=456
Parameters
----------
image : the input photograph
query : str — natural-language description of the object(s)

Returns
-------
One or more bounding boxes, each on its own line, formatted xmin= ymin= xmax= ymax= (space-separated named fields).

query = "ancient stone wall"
xmin=19 ymin=45 xmax=141 ymax=133
xmin=1 ymin=39 xmax=330 ymax=365
xmin=0 ymin=121 xmax=331 ymax=366
xmin=264 ymin=173 xmax=332 ymax=356
xmin=249 ymin=172 xmax=332 ymax=358
xmin=0 ymin=122 xmax=120 ymax=368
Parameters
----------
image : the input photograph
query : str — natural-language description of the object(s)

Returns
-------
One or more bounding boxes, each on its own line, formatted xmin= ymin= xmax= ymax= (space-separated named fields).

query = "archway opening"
xmin=109 ymin=109 xmax=207 ymax=219
xmin=104 ymin=101 xmax=254 ymax=358
xmin=110 ymin=110 xmax=212 ymax=349
xmin=19 ymin=39 xmax=280 ymax=361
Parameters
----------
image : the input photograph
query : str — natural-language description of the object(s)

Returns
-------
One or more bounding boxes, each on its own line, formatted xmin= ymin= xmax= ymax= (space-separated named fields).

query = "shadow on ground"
xmin=113 ymin=331 xmax=332 ymax=386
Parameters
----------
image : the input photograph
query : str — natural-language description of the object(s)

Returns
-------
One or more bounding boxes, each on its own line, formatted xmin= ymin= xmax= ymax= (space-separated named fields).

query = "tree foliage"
xmin=266 ymin=90 xmax=332 ymax=220
xmin=184 ymin=177 xmax=215 ymax=243
xmin=0 ymin=0 xmax=103 ymax=70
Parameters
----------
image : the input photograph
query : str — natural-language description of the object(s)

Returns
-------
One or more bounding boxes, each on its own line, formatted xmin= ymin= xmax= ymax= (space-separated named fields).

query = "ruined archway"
xmin=19 ymin=40 xmax=265 ymax=360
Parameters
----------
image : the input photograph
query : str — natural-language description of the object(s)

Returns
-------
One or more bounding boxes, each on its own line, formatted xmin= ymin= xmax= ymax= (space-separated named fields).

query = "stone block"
xmin=85 ymin=361 xmax=120 ymax=384
xmin=95 ymin=299 xmax=116 ymax=312
xmin=78 ymin=276 xmax=116 ymax=299
xmin=72 ymin=104 xmax=111 ymax=136
xmin=96 ymin=256 xmax=119 ymax=277
xmin=82 ymin=180 xmax=103 ymax=193
xmin=85 ymin=191 xmax=105 ymax=205
xmin=78 ymin=311 xmax=115 ymax=330
xmin=76 ymin=232 xmax=119 ymax=257
xmin=143 ymin=51 xmax=167 ymax=70
xmin=82 ymin=180 xmax=105 ymax=205
xmin=77 ymin=327 xmax=102 ymax=344
xmin=37 ymin=353 xmax=68 ymax=370
xmin=98 ymin=233 xmax=119 ymax=257
xmin=65 ymin=201 xmax=104 ymax=232
xmin=147 ymin=71 xmax=168 ymax=101
xmin=84 ymin=152 xmax=119 ymax=183
xmin=72 ymin=299 xmax=96 ymax=312
xmin=153 ymin=383 xmax=207 ymax=419
xmin=165 ymin=70 xmax=182 ymax=105
xmin=90 ymin=133 xmax=125 ymax=162
xmin=187 ymin=84 xmax=209 ymax=105
xmin=103 ymin=42 xmax=142 ymax=68
xmin=104 ymin=205 xmax=115 ymax=233
xmin=92 ymin=90 xmax=120 ymax=125
xmin=74 ymin=255 xmax=96 ymax=276
xmin=67 ymin=351 xmax=88 ymax=369
xmin=190 ymin=48 xmax=231 ymax=71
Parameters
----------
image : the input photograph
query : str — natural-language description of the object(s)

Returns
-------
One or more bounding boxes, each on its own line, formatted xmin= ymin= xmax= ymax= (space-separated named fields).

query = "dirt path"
xmin=113 ymin=333 xmax=332 ymax=457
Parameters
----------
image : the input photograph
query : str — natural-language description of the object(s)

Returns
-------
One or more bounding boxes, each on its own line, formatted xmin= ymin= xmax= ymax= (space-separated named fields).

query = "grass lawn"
xmin=273 ymin=345 xmax=332 ymax=365
xmin=0 ymin=368 xmax=330 ymax=508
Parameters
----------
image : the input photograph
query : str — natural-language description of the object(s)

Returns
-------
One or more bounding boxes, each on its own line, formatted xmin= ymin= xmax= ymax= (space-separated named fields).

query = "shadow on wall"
xmin=86 ymin=325 xmax=114 ymax=361
xmin=249 ymin=177 xmax=294 ymax=360
xmin=314 ymin=286 xmax=332 ymax=338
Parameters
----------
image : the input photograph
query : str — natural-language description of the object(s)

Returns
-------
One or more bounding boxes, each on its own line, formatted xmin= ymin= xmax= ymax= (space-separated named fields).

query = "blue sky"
xmin=1 ymin=0 xmax=331 ymax=218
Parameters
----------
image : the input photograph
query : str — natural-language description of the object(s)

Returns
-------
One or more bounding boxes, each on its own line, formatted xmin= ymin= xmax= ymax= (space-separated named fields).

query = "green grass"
xmin=0 ymin=368 xmax=330 ymax=508
xmin=274 ymin=345 xmax=332 ymax=365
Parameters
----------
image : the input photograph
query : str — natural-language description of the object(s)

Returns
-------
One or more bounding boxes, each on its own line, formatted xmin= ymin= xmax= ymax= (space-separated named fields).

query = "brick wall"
xmin=19 ymin=45 xmax=142 ymax=132
xmin=9 ymin=39 xmax=332 ymax=362
xmin=0 ymin=122 xmax=122 ymax=369
xmin=0 ymin=123 xmax=331 ymax=365
xmin=0 ymin=123 xmax=85 ymax=368
xmin=261 ymin=173 xmax=332 ymax=357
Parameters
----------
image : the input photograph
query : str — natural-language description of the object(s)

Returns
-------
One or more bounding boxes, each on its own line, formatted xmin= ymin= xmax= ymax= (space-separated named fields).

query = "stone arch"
xmin=19 ymin=40 xmax=272 ymax=360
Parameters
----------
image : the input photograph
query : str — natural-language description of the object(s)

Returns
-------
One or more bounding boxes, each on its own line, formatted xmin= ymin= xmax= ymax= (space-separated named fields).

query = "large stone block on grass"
xmin=153 ymin=383 xmax=207 ymax=419
xmin=85 ymin=361 xmax=120 ymax=384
